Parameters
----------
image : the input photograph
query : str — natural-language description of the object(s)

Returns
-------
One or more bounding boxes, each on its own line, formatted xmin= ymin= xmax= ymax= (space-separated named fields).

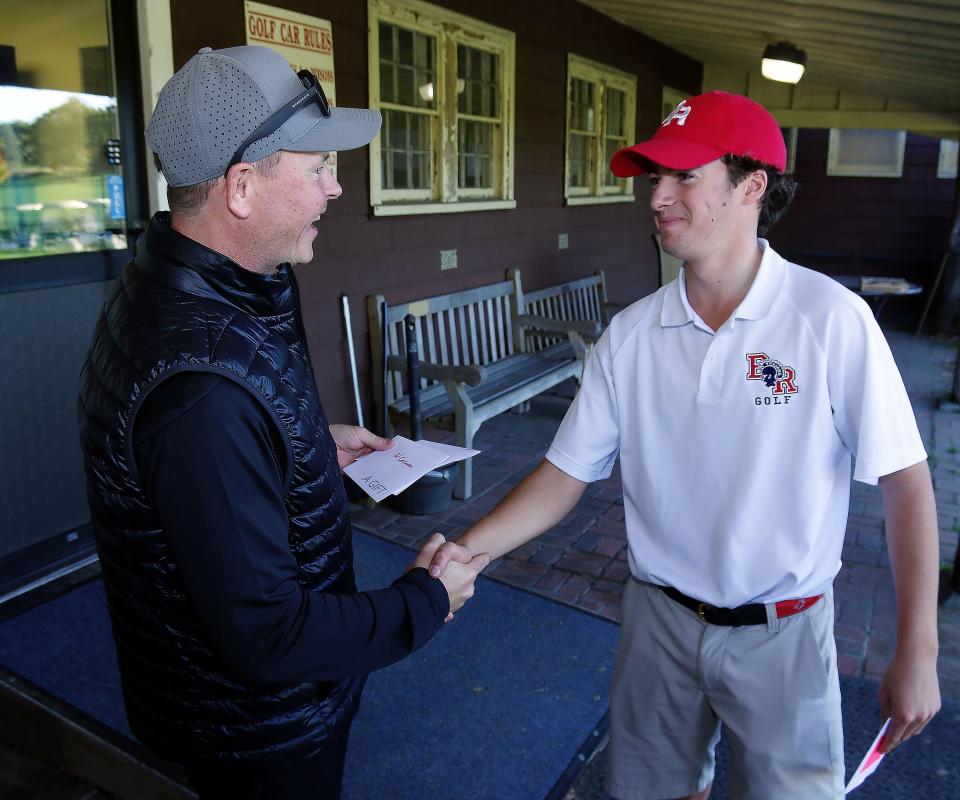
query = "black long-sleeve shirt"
xmin=132 ymin=371 xmax=449 ymax=688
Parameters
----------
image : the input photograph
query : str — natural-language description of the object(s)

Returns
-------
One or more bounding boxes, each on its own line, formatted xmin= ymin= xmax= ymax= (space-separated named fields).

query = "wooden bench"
xmin=509 ymin=268 xmax=612 ymax=362
xmin=368 ymin=279 xmax=598 ymax=499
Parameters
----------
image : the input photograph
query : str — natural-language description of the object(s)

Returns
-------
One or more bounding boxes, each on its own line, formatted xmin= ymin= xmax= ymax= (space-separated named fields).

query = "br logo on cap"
xmin=662 ymin=100 xmax=691 ymax=128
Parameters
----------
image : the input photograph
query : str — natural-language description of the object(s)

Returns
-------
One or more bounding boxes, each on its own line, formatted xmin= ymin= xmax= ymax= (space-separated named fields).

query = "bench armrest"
xmin=386 ymin=355 xmax=487 ymax=386
xmin=515 ymin=314 xmax=601 ymax=336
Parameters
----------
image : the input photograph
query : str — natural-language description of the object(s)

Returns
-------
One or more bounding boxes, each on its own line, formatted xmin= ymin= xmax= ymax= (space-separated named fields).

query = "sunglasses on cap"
xmin=225 ymin=69 xmax=331 ymax=175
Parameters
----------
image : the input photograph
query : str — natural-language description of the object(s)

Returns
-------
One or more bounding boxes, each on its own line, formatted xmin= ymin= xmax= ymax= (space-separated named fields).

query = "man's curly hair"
xmin=723 ymin=154 xmax=798 ymax=236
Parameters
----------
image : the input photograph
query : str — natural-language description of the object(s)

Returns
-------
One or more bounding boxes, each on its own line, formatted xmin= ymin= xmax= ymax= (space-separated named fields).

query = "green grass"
xmin=0 ymin=173 xmax=122 ymax=259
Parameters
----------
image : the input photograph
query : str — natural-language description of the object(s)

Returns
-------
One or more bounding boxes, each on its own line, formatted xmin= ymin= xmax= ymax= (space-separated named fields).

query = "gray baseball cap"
xmin=146 ymin=45 xmax=381 ymax=187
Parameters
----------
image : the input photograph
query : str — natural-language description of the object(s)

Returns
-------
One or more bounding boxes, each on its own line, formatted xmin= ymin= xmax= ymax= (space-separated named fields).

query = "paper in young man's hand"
xmin=343 ymin=435 xmax=479 ymax=502
xmin=845 ymin=718 xmax=891 ymax=794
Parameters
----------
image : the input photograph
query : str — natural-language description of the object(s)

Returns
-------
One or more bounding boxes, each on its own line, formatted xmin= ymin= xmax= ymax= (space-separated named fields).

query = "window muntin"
xmin=378 ymin=22 xmax=436 ymax=197
xmin=567 ymin=78 xmax=596 ymax=192
xmin=456 ymin=44 xmax=499 ymax=195
xmin=603 ymin=87 xmax=627 ymax=189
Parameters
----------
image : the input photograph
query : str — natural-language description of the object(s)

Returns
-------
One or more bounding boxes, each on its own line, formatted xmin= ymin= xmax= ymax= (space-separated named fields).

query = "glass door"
xmin=0 ymin=0 xmax=145 ymax=602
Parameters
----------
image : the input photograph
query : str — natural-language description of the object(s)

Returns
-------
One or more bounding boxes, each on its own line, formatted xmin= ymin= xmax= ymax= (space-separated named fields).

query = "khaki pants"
xmin=606 ymin=579 xmax=845 ymax=800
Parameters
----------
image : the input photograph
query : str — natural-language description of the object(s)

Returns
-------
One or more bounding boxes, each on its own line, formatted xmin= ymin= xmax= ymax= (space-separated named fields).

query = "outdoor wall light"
xmin=417 ymin=79 xmax=467 ymax=101
xmin=761 ymin=41 xmax=807 ymax=84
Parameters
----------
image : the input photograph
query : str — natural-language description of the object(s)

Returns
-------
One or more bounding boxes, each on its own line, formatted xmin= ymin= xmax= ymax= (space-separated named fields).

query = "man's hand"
xmin=429 ymin=540 xmax=475 ymax=578
xmin=329 ymin=424 xmax=392 ymax=469
xmin=411 ymin=534 xmax=489 ymax=619
xmin=877 ymin=648 xmax=940 ymax=753
xmin=411 ymin=532 xmax=447 ymax=572
xmin=877 ymin=461 xmax=941 ymax=753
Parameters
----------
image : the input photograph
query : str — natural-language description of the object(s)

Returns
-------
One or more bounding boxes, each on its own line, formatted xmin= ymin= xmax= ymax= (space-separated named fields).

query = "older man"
xmin=431 ymin=91 xmax=940 ymax=799
xmin=77 ymin=45 xmax=488 ymax=800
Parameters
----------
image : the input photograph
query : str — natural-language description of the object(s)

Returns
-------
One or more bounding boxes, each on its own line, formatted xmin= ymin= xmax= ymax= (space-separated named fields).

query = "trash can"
xmin=385 ymin=466 xmax=455 ymax=515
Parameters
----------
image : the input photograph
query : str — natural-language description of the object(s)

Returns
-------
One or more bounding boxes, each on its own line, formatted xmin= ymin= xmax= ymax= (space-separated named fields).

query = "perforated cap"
xmin=146 ymin=45 xmax=381 ymax=187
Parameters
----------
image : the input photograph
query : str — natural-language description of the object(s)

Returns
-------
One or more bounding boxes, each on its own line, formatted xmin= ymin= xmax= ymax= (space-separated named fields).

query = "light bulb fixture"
xmin=761 ymin=41 xmax=806 ymax=84
xmin=417 ymin=82 xmax=434 ymax=102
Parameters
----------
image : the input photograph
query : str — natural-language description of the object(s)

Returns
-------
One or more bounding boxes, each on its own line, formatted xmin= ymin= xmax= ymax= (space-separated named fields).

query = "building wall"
xmin=768 ymin=129 xmax=957 ymax=328
xmin=168 ymin=0 xmax=701 ymax=426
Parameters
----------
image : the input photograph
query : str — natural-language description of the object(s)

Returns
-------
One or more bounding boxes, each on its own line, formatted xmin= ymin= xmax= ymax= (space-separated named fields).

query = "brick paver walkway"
xmin=351 ymin=331 xmax=960 ymax=701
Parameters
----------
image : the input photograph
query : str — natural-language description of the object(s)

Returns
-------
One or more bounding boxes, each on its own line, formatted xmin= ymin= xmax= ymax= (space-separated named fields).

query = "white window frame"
xmin=368 ymin=0 xmax=516 ymax=216
xmin=827 ymin=128 xmax=906 ymax=178
xmin=938 ymin=138 xmax=958 ymax=180
xmin=564 ymin=54 xmax=637 ymax=206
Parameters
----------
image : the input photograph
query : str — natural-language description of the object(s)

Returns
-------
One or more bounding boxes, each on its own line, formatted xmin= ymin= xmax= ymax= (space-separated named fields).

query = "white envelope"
xmin=845 ymin=717 xmax=890 ymax=794
xmin=344 ymin=436 xmax=480 ymax=502
xmin=415 ymin=438 xmax=481 ymax=466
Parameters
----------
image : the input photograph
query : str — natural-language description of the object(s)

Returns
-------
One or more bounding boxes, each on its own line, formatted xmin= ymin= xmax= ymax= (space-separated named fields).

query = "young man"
xmin=77 ymin=46 xmax=487 ymax=799
xmin=431 ymin=91 xmax=940 ymax=799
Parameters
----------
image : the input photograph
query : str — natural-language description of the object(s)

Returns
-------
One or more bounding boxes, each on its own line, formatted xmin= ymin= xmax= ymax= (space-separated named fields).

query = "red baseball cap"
xmin=610 ymin=90 xmax=786 ymax=177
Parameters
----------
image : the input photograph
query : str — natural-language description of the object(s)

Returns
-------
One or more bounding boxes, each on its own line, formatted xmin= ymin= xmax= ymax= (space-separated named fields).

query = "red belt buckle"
xmin=774 ymin=594 xmax=823 ymax=619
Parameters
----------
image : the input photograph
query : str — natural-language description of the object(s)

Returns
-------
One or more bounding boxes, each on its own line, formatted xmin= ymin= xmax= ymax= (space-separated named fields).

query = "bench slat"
xmin=416 ymin=316 xmax=428 ymax=391
xmin=436 ymin=308 xmax=449 ymax=365
xmin=496 ymin=296 xmax=507 ymax=358
xmin=448 ymin=309 xmax=458 ymax=366
xmin=468 ymin=303 xmax=480 ymax=365
xmin=387 ymin=318 xmax=401 ymax=404
xmin=425 ymin=312 xmax=437 ymax=376
xmin=457 ymin=305 xmax=469 ymax=366
xmin=479 ymin=300 xmax=488 ymax=364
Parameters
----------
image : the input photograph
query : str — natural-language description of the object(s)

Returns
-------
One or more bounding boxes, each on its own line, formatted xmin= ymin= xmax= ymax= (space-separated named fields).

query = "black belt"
xmin=659 ymin=586 xmax=822 ymax=627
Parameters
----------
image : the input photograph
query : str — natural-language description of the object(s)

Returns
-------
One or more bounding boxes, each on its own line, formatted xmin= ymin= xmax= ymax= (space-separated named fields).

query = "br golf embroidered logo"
xmin=746 ymin=352 xmax=798 ymax=405
xmin=662 ymin=100 xmax=691 ymax=127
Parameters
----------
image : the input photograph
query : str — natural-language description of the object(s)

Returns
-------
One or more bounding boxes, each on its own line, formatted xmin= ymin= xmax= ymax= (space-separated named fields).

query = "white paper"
xmin=343 ymin=436 xmax=480 ymax=502
xmin=845 ymin=717 xmax=891 ymax=794
xmin=415 ymin=438 xmax=481 ymax=466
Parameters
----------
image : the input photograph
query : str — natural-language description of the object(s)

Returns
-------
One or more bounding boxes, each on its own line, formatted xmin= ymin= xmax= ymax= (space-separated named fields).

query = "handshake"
xmin=408 ymin=533 xmax=488 ymax=620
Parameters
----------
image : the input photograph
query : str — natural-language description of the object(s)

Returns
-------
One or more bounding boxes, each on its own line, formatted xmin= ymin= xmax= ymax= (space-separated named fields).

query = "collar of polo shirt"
xmin=659 ymin=239 xmax=787 ymax=329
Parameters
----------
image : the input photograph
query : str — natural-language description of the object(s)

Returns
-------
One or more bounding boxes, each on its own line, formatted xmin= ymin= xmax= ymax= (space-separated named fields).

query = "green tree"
xmin=34 ymin=98 xmax=91 ymax=173
xmin=84 ymin=106 xmax=117 ymax=171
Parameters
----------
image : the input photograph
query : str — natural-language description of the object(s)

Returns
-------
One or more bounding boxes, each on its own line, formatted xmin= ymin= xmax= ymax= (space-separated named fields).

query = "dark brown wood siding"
xmin=768 ymin=129 xmax=957 ymax=329
xmin=169 ymin=0 xmax=700 ymax=425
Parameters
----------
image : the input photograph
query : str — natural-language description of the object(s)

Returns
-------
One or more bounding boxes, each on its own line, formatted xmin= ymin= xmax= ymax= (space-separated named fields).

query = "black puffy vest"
xmin=77 ymin=213 xmax=362 ymax=767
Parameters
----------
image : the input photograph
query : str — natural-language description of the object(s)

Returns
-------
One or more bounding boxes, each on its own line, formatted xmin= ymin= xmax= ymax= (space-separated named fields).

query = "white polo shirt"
xmin=545 ymin=240 xmax=926 ymax=607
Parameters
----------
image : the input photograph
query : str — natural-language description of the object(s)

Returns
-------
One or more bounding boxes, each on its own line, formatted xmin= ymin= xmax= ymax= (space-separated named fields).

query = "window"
xmin=938 ymin=138 xmax=958 ymax=180
xmin=368 ymin=0 xmax=515 ymax=216
xmin=827 ymin=129 xmax=906 ymax=177
xmin=565 ymin=54 xmax=637 ymax=205
xmin=0 ymin=0 xmax=148 ymax=602
xmin=0 ymin=0 xmax=129 ymax=262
